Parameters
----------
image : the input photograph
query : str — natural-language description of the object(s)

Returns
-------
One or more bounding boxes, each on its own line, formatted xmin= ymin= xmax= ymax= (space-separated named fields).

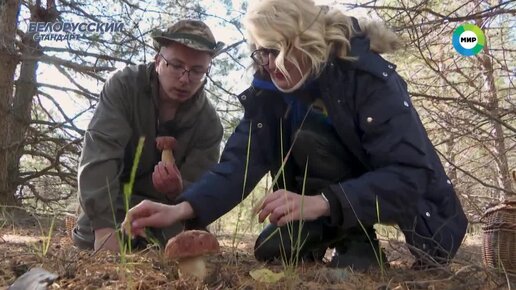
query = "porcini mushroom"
xmin=165 ymin=230 xmax=220 ymax=280
xmin=156 ymin=136 xmax=176 ymax=164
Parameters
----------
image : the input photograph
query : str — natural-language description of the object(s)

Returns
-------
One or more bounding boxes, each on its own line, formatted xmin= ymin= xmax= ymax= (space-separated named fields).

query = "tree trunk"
xmin=479 ymin=49 xmax=513 ymax=200
xmin=474 ymin=16 xmax=514 ymax=201
xmin=0 ymin=0 xmax=21 ymax=205
xmin=8 ymin=1 xmax=56 ymax=203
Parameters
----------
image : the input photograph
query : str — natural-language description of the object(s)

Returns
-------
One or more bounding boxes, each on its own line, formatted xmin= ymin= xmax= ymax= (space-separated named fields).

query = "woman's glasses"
xmin=250 ymin=48 xmax=280 ymax=66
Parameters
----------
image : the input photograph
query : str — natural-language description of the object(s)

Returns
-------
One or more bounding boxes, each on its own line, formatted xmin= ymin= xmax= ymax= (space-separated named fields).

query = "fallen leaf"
xmin=249 ymin=268 xmax=284 ymax=283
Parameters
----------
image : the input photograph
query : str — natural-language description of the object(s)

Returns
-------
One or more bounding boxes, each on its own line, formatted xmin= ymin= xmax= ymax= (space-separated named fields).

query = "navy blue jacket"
xmin=181 ymin=33 xmax=468 ymax=261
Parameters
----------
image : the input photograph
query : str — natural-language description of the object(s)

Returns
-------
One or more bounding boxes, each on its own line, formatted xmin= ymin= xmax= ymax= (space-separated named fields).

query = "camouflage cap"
xmin=151 ymin=19 xmax=225 ymax=56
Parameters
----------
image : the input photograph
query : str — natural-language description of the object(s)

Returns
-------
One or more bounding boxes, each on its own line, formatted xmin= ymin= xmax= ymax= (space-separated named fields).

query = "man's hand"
xmin=94 ymin=227 xmax=119 ymax=252
xmin=122 ymin=200 xmax=195 ymax=238
xmin=255 ymin=189 xmax=330 ymax=227
xmin=152 ymin=161 xmax=183 ymax=198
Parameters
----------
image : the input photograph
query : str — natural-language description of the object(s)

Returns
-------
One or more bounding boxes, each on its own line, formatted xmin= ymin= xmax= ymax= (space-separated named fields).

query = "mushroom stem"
xmin=162 ymin=149 xmax=175 ymax=164
xmin=178 ymin=256 xmax=207 ymax=280
xmin=156 ymin=136 xmax=176 ymax=164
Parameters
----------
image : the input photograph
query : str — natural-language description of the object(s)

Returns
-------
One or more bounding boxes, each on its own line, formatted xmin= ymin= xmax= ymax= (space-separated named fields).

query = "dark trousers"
xmin=254 ymin=112 xmax=381 ymax=266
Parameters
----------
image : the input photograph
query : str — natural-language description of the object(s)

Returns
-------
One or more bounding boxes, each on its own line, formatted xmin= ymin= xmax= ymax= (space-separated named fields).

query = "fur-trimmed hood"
xmin=355 ymin=18 xmax=402 ymax=54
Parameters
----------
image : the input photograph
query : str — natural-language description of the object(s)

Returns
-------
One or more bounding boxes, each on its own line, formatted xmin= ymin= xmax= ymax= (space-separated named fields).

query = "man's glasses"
xmin=251 ymin=48 xmax=280 ymax=66
xmin=159 ymin=53 xmax=209 ymax=83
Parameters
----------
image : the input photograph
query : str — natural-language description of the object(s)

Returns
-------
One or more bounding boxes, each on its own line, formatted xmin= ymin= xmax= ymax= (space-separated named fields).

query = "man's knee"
xmin=72 ymin=214 xmax=94 ymax=250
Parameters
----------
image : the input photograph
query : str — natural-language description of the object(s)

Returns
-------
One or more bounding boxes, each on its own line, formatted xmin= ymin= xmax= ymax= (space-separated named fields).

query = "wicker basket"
xmin=481 ymin=200 xmax=516 ymax=273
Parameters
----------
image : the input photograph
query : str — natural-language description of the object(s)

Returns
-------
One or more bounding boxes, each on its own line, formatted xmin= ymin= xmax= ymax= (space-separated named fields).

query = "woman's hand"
xmin=122 ymin=200 xmax=194 ymax=238
xmin=255 ymin=189 xmax=330 ymax=227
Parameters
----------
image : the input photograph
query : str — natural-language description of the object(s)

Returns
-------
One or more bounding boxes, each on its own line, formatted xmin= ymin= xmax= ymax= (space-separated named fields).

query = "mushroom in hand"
xmin=156 ymin=136 xmax=176 ymax=164
xmin=165 ymin=230 xmax=220 ymax=280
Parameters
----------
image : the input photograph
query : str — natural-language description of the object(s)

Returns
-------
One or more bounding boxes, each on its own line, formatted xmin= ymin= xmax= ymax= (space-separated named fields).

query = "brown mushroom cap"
xmin=156 ymin=136 xmax=176 ymax=150
xmin=165 ymin=230 xmax=220 ymax=260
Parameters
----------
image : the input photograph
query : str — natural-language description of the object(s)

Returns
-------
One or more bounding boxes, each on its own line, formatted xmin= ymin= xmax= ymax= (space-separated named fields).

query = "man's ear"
xmin=154 ymin=53 xmax=160 ymax=73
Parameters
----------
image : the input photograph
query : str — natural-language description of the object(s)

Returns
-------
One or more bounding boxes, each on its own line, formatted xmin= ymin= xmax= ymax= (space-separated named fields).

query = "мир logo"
xmin=452 ymin=23 xmax=485 ymax=56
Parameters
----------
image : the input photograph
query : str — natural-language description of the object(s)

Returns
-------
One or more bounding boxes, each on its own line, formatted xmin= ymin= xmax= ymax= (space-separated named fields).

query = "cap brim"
xmin=153 ymin=35 xmax=225 ymax=56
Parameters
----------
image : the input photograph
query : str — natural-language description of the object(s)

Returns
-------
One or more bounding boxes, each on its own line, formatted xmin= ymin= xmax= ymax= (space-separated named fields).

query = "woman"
xmin=123 ymin=0 xmax=468 ymax=270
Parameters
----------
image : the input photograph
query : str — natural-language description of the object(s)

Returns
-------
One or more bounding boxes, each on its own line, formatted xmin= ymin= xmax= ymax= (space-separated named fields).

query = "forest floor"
xmin=0 ymin=210 xmax=514 ymax=290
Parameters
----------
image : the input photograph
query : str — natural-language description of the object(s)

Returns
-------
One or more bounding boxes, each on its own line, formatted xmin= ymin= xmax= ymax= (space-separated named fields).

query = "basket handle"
xmin=481 ymin=199 xmax=516 ymax=221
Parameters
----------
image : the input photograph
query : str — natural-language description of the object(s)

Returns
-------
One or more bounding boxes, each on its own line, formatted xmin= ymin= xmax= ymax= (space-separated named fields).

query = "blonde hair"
xmin=243 ymin=0 xmax=401 ymax=82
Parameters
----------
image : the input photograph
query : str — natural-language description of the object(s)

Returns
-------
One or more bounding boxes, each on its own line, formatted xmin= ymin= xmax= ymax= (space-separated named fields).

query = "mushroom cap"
xmin=165 ymin=230 xmax=220 ymax=260
xmin=156 ymin=136 xmax=176 ymax=150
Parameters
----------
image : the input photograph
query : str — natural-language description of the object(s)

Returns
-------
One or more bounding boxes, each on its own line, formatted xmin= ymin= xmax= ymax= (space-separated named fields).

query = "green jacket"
xmin=78 ymin=63 xmax=223 ymax=230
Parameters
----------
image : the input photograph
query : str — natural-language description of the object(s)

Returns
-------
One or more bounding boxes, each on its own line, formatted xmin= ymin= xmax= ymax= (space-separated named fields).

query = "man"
xmin=72 ymin=19 xmax=224 ymax=252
